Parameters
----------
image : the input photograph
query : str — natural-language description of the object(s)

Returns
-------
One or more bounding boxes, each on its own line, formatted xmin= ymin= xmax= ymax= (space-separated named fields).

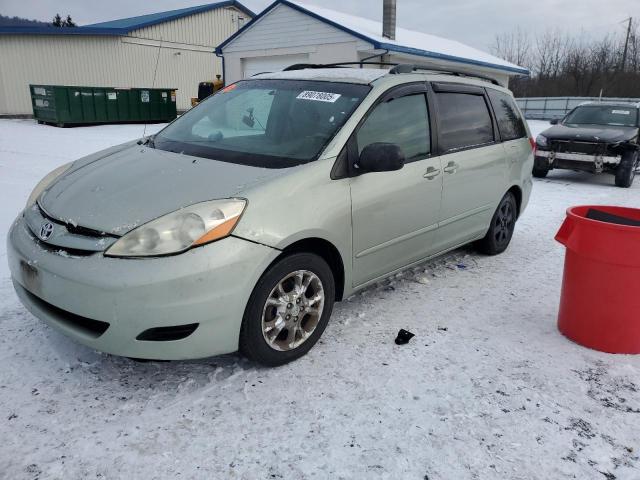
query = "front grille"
xmin=35 ymin=239 xmax=97 ymax=257
xmin=21 ymin=285 xmax=110 ymax=338
xmin=551 ymin=140 xmax=604 ymax=155
xmin=28 ymin=204 xmax=118 ymax=255
xmin=38 ymin=204 xmax=116 ymax=239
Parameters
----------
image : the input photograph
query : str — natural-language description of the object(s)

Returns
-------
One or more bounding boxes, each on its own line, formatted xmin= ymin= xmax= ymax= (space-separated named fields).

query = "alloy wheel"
xmin=494 ymin=200 xmax=515 ymax=247
xmin=261 ymin=270 xmax=325 ymax=351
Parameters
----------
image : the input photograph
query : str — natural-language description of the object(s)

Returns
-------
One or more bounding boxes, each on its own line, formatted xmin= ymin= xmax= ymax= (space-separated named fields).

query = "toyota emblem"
xmin=39 ymin=221 xmax=54 ymax=241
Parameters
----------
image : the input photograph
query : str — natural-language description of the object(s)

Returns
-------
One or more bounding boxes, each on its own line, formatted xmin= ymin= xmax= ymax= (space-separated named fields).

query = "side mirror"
xmin=550 ymin=118 xmax=559 ymax=125
xmin=358 ymin=142 xmax=405 ymax=173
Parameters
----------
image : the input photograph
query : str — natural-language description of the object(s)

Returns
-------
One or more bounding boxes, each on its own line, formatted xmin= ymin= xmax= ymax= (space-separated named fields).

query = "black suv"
xmin=534 ymin=102 xmax=640 ymax=187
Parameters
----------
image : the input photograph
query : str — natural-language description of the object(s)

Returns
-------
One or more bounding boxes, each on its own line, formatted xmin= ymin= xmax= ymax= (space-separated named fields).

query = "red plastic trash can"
xmin=555 ymin=205 xmax=640 ymax=353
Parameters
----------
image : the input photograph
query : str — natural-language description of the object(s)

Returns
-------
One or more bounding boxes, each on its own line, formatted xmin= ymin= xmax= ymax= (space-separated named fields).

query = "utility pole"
xmin=621 ymin=17 xmax=633 ymax=71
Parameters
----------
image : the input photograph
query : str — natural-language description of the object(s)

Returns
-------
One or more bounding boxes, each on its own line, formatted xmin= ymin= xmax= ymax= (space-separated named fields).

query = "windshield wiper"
xmin=137 ymin=135 xmax=155 ymax=148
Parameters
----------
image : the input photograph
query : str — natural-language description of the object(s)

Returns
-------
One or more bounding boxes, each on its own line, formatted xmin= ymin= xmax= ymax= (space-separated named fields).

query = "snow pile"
xmin=1 ymin=119 xmax=639 ymax=479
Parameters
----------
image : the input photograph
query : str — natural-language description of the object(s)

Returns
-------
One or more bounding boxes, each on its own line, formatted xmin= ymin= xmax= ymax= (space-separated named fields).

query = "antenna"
xmin=143 ymin=36 xmax=163 ymax=139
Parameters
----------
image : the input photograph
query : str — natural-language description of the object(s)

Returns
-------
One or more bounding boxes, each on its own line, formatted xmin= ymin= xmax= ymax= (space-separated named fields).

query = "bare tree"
xmin=491 ymin=28 xmax=532 ymax=71
xmin=493 ymin=25 xmax=640 ymax=97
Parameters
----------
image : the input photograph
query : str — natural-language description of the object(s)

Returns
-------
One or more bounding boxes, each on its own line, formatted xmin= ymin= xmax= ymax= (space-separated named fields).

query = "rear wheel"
xmin=615 ymin=150 xmax=638 ymax=188
xmin=476 ymin=192 xmax=517 ymax=255
xmin=239 ymin=253 xmax=335 ymax=366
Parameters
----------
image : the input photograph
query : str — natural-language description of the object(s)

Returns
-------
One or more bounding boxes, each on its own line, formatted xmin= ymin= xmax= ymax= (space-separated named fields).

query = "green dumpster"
xmin=30 ymin=85 xmax=177 ymax=127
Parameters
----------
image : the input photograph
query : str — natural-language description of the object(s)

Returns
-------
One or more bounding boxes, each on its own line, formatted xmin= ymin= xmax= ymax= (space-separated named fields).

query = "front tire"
xmin=615 ymin=151 xmax=638 ymax=188
xmin=476 ymin=192 xmax=517 ymax=255
xmin=532 ymin=165 xmax=549 ymax=178
xmin=532 ymin=157 xmax=550 ymax=178
xmin=239 ymin=253 xmax=335 ymax=366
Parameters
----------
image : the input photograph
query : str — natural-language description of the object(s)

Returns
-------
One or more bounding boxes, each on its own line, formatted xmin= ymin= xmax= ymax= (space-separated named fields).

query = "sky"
xmin=1 ymin=0 xmax=635 ymax=50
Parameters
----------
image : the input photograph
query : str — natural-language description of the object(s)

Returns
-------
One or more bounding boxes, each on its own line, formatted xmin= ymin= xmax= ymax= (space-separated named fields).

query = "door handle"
xmin=423 ymin=167 xmax=441 ymax=179
xmin=443 ymin=162 xmax=459 ymax=174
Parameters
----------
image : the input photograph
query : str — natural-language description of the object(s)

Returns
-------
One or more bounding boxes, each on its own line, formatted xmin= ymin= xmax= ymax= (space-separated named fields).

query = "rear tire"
xmin=476 ymin=192 xmax=517 ymax=255
xmin=239 ymin=253 xmax=335 ymax=366
xmin=615 ymin=151 xmax=638 ymax=188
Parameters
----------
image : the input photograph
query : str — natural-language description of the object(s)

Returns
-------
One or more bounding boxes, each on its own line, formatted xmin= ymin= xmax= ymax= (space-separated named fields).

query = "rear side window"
xmin=357 ymin=93 xmax=430 ymax=161
xmin=435 ymin=92 xmax=494 ymax=152
xmin=487 ymin=89 xmax=527 ymax=141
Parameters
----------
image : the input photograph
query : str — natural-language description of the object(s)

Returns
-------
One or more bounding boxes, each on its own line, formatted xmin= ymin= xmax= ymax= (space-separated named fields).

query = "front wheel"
xmin=476 ymin=192 xmax=517 ymax=255
xmin=532 ymin=165 xmax=549 ymax=178
xmin=239 ymin=253 xmax=335 ymax=366
xmin=615 ymin=151 xmax=638 ymax=188
xmin=532 ymin=157 xmax=550 ymax=178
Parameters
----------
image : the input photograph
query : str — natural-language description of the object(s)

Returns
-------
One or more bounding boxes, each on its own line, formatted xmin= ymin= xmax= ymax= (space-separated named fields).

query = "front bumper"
xmin=536 ymin=150 xmax=621 ymax=172
xmin=7 ymin=214 xmax=279 ymax=360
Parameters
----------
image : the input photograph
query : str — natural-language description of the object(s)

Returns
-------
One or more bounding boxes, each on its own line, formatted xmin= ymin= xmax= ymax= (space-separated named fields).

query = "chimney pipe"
xmin=382 ymin=0 xmax=396 ymax=40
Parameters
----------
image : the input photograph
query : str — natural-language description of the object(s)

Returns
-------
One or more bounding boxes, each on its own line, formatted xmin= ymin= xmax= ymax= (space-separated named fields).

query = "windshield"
xmin=154 ymin=79 xmax=371 ymax=168
xmin=564 ymin=105 xmax=639 ymax=127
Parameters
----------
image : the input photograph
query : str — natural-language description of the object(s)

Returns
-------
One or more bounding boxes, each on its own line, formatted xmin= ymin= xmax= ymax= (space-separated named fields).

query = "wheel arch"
xmin=507 ymin=184 xmax=523 ymax=218
xmin=274 ymin=237 xmax=346 ymax=301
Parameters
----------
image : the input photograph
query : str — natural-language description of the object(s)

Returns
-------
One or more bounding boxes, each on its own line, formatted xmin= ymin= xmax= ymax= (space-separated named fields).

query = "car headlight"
xmin=105 ymin=199 xmax=246 ymax=257
xmin=536 ymin=134 xmax=548 ymax=148
xmin=26 ymin=162 xmax=74 ymax=208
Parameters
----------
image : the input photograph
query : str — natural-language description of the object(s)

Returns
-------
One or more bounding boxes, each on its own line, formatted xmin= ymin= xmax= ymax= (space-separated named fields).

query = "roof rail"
xmin=282 ymin=61 xmax=501 ymax=85
xmin=283 ymin=61 xmax=398 ymax=71
xmin=389 ymin=64 xmax=500 ymax=85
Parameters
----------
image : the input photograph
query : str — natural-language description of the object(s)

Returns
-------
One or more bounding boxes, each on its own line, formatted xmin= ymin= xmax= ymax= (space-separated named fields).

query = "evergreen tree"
xmin=52 ymin=13 xmax=62 ymax=27
xmin=63 ymin=15 xmax=76 ymax=27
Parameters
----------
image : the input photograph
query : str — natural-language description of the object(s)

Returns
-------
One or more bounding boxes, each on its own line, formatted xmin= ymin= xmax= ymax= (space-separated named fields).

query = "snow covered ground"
xmin=1 ymin=119 xmax=639 ymax=479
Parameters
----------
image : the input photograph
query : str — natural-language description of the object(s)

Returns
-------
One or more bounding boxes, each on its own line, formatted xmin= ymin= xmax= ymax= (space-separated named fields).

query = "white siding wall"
xmin=130 ymin=6 xmax=247 ymax=47
xmin=220 ymin=4 xmax=511 ymax=88
xmin=0 ymin=6 xmax=247 ymax=115
xmin=222 ymin=4 xmax=372 ymax=84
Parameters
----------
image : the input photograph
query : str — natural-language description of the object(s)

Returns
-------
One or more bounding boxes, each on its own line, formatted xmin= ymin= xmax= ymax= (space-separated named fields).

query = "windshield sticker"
xmin=611 ymin=110 xmax=631 ymax=115
xmin=296 ymin=91 xmax=342 ymax=103
xmin=221 ymin=84 xmax=237 ymax=93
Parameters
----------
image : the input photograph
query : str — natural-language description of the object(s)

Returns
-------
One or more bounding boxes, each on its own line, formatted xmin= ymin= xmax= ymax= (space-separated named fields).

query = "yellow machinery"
xmin=190 ymin=75 xmax=224 ymax=107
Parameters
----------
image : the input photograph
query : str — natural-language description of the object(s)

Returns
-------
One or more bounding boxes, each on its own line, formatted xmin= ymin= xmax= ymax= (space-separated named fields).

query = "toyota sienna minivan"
xmin=8 ymin=65 xmax=534 ymax=366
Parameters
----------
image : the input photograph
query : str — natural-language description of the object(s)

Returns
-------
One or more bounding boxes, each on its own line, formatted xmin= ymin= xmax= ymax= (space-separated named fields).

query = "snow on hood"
xmin=38 ymin=144 xmax=282 ymax=235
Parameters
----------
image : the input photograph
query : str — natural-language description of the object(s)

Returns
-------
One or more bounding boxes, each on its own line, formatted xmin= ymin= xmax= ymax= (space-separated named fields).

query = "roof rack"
xmin=389 ymin=64 xmax=500 ymax=85
xmin=283 ymin=61 xmax=397 ymax=71
xmin=282 ymin=61 xmax=500 ymax=85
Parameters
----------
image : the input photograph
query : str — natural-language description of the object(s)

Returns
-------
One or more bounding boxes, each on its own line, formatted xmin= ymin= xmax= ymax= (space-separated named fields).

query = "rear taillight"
xmin=529 ymin=137 xmax=536 ymax=152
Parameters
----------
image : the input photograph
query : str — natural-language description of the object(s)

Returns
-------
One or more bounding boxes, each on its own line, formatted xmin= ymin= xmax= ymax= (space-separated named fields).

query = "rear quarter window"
xmin=434 ymin=92 xmax=494 ymax=152
xmin=487 ymin=89 xmax=527 ymax=141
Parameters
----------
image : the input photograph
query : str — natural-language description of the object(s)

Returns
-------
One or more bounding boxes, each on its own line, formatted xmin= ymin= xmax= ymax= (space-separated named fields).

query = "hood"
xmin=39 ymin=144 xmax=282 ymax=235
xmin=541 ymin=123 xmax=638 ymax=144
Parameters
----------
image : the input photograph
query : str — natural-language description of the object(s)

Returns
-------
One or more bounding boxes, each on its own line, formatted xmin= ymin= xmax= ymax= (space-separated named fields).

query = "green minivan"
xmin=8 ymin=65 xmax=533 ymax=365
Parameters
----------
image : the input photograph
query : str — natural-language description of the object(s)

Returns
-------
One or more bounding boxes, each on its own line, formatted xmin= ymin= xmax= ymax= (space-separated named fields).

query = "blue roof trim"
xmin=0 ymin=1 xmax=254 ymax=36
xmin=378 ymin=43 xmax=530 ymax=75
xmin=216 ymin=0 xmax=529 ymax=76
xmin=86 ymin=1 xmax=254 ymax=31
xmin=0 ymin=26 xmax=126 ymax=35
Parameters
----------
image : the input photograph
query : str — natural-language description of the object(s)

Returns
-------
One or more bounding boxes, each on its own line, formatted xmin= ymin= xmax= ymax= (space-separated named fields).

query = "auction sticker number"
xmin=296 ymin=91 xmax=341 ymax=103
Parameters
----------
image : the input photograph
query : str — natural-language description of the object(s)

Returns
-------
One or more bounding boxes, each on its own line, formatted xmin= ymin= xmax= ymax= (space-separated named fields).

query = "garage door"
xmin=242 ymin=54 xmax=310 ymax=78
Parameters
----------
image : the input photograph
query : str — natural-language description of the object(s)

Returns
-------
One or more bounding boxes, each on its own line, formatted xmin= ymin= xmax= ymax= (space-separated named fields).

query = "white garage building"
xmin=0 ymin=1 xmax=254 ymax=115
xmin=217 ymin=0 xmax=528 ymax=87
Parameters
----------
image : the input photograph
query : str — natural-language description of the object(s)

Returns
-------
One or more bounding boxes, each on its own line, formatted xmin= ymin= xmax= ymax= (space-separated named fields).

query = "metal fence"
xmin=516 ymin=97 xmax=640 ymax=120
